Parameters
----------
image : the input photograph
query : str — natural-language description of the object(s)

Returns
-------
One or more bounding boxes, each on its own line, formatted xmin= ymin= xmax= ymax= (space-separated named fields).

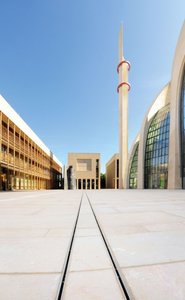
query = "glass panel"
xmin=181 ymin=68 xmax=185 ymax=188
xmin=144 ymin=104 xmax=170 ymax=189
xmin=129 ymin=143 xmax=139 ymax=189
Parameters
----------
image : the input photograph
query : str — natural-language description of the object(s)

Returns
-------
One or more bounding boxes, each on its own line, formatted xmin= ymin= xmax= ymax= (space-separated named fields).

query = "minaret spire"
xmin=117 ymin=25 xmax=130 ymax=189
xmin=119 ymin=23 xmax=124 ymax=60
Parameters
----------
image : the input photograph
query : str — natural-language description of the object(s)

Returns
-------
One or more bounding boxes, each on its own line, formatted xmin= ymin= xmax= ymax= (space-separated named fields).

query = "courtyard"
xmin=0 ymin=190 xmax=185 ymax=299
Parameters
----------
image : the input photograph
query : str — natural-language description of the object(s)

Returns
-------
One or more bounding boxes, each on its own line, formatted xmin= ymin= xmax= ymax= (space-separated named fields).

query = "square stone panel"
xmin=75 ymin=228 xmax=100 ymax=237
xmin=69 ymin=236 xmax=112 ymax=272
xmin=122 ymin=261 xmax=185 ymax=300
xmin=0 ymin=237 xmax=70 ymax=273
xmin=77 ymin=214 xmax=97 ymax=229
xmin=108 ymin=231 xmax=185 ymax=268
xmin=97 ymin=212 xmax=183 ymax=228
xmin=0 ymin=228 xmax=48 ymax=238
xmin=63 ymin=269 xmax=126 ymax=300
xmin=0 ymin=273 xmax=61 ymax=300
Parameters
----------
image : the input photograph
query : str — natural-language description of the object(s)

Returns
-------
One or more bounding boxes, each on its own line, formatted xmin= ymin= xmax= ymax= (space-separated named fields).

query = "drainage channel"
xmin=86 ymin=192 xmax=134 ymax=300
xmin=56 ymin=194 xmax=83 ymax=300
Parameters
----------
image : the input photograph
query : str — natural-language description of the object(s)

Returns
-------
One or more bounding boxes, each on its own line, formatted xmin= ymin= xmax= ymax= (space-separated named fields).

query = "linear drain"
xmin=56 ymin=193 xmax=133 ymax=300
xmin=86 ymin=193 xmax=134 ymax=300
xmin=56 ymin=195 xmax=83 ymax=300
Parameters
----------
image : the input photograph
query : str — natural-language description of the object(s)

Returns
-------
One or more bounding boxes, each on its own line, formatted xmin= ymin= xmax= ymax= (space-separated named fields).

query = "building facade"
xmin=68 ymin=153 xmax=100 ymax=189
xmin=107 ymin=21 xmax=185 ymax=190
xmin=125 ymin=21 xmax=185 ymax=189
xmin=0 ymin=95 xmax=62 ymax=191
xmin=106 ymin=154 xmax=119 ymax=189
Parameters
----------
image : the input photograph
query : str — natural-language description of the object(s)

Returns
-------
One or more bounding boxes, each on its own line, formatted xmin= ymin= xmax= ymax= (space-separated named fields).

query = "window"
xmin=181 ymin=67 xmax=185 ymax=188
xmin=144 ymin=104 xmax=170 ymax=189
xmin=117 ymin=159 xmax=119 ymax=178
xmin=129 ymin=143 xmax=139 ymax=189
xmin=87 ymin=179 xmax=90 ymax=189
xmin=96 ymin=159 xmax=99 ymax=178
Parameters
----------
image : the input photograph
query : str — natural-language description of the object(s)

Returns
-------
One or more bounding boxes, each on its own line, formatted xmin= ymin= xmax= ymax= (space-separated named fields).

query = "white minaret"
xmin=117 ymin=25 xmax=130 ymax=189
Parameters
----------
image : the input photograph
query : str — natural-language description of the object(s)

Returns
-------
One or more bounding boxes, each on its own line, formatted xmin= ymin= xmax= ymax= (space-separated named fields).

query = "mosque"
xmin=106 ymin=21 xmax=185 ymax=189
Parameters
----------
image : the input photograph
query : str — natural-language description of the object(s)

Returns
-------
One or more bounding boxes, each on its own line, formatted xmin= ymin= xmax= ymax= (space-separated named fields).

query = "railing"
xmin=20 ymin=142 xmax=24 ymax=152
xmin=9 ymin=131 xmax=14 ymax=144
xmin=2 ymin=127 xmax=7 ymax=139
xmin=9 ymin=155 xmax=14 ymax=165
xmin=15 ymin=136 xmax=19 ymax=148
xmin=1 ymin=152 xmax=8 ymax=163
xmin=15 ymin=157 xmax=20 ymax=167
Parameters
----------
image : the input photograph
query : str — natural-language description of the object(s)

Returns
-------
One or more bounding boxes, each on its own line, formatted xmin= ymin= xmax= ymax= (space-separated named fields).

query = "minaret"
xmin=117 ymin=25 xmax=130 ymax=189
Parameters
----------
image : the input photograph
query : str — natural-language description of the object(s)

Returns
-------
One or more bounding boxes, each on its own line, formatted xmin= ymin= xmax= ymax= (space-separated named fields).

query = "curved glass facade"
xmin=181 ymin=68 xmax=185 ymax=188
xmin=129 ymin=143 xmax=139 ymax=189
xmin=144 ymin=105 xmax=170 ymax=189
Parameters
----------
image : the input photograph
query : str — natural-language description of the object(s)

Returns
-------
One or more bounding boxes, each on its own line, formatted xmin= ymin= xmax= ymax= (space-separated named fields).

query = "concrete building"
xmin=106 ymin=154 xmax=119 ymax=189
xmin=107 ymin=21 xmax=185 ymax=189
xmin=0 ymin=95 xmax=62 ymax=190
xmin=68 ymin=153 xmax=100 ymax=189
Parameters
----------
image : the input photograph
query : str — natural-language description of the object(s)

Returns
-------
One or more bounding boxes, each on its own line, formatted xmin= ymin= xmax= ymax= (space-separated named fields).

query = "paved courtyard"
xmin=0 ymin=190 xmax=185 ymax=299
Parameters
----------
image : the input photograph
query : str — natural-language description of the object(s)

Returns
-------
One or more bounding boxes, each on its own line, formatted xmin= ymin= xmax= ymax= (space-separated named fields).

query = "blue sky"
xmin=0 ymin=0 xmax=184 ymax=172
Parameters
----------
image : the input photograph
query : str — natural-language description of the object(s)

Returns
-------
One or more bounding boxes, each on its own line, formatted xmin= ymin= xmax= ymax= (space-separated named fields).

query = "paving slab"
xmin=108 ymin=231 xmax=185 ymax=267
xmin=1 ymin=189 xmax=185 ymax=299
xmin=63 ymin=269 xmax=125 ymax=300
xmin=87 ymin=189 xmax=185 ymax=300
xmin=0 ymin=190 xmax=81 ymax=300
xmin=123 ymin=261 xmax=185 ymax=300
xmin=63 ymin=194 xmax=126 ymax=299
xmin=0 ymin=273 xmax=61 ymax=300
xmin=0 ymin=237 xmax=70 ymax=272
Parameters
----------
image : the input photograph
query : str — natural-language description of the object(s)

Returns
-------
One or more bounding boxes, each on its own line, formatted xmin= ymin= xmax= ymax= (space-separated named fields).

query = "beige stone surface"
xmin=0 ymin=273 xmax=61 ymax=300
xmin=106 ymin=153 xmax=119 ymax=189
xmin=63 ymin=269 xmax=126 ymax=300
xmin=76 ymin=228 xmax=99 ymax=237
xmin=63 ymin=194 xmax=125 ymax=299
xmin=68 ymin=236 xmax=112 ymax=271
xmin=87 ymin=189 xmax=185 ymax=299
xmin=0 ymin=237 xmax=70 ymax=272
xmin=1 ymin=189 xmax=185 ymax=299
xmin=108 ymin=231 xmax=185 ymax=267
xmin=123 ymin=262 xmax=185 ymax=300
xmin=77 ymin=213 xmax=97 ymax=228
xmin=0 ymin=190 xmax=81 ymax=300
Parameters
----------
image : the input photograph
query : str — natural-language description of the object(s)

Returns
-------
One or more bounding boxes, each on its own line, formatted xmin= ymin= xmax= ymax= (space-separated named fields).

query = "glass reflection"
xmin=129 ymin=143 xmax=139 ymax=189
xmin=144 ymin=105 xmax=170 ymax=189
xmin=181 ymin=68 xmax=185 ymax=188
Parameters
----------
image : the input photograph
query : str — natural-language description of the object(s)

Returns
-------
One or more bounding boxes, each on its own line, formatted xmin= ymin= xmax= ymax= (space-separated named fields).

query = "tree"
xmin=100 ymin=173 xmax=106 ymax=189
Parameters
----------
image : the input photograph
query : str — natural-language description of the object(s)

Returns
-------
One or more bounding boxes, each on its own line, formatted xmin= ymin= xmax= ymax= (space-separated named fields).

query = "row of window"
xmin=77 ymin=178 xmax=99 ymax=190
xmin=128 ymin=105 xmax=170 ymax=189
xmin=144 ymin=105 xmax=170 ymax=188
xmin=128 ymin=68 xmax=185 ymax=189
xmin=129 ymin=144 xmax=138 ymax=189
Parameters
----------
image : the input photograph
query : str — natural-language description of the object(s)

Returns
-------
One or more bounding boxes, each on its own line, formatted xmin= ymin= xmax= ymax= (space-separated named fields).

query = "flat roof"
xmin=68 ymin=152 xmax=100 ymax=155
